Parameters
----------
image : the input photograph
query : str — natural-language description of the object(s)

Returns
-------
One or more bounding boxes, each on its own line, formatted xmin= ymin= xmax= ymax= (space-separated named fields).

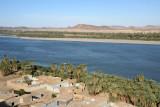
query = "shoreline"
xmin=0 ymin=35 xmax=160 ymax=45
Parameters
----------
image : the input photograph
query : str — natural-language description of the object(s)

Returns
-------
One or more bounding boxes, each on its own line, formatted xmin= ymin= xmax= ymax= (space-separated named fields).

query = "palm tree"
xmin=51 ymin=62 xmax=57 ymax=71
xmin=12 ymin=57 xmax=16 ymax=63
xmin=86 ymin=71 xmax=105 ymax=95
xmin=0 ymin=62 xmax=11 ymax=76
xmin=66 ymin=63 xmax=74 ymax=78
xmin=21 ymin=61 xmax=28 ymax=70
xmin=59 ymin=63 xmax=65 ymax=72
xmin=136 ymin=74 xmax=144 ymax=82
xmin=29 ymin=59 xmax=34 ymax=65
xmin=75 ymin=67 xmax=81 ymax=79
xmin=21 ymin=60 xmax=34 ymax=75
xmin=11 ymin=57 xmax=18 ymax=71
xmin=80 ymin=64 xmax=87 ymax=72
xmin=3 ymin=54 xmax=8 ymax=60
xmin=3 ymin=54 xmax=9 ymax=64
xmin=87 ymin=83 xmax=96 ymax=94
xmin=75 ymin=64 xmax=88 ymax=80
xmin=23 ymin=65 xmax=33 ymax=75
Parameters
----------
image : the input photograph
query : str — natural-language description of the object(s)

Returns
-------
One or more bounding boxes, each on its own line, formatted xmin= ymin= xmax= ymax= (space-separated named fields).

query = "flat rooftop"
xmin=0 ymin=86 xmax=13 ymax=92
xmin=0 ymin=93 xmax=18 ymax=101
xmin=35 ymin=76 xmax=65 ymax=85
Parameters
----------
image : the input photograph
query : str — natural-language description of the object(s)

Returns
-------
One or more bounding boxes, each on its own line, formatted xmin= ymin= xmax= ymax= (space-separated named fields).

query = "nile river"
xmin=0 ymin=35 xmax=160 ymax=82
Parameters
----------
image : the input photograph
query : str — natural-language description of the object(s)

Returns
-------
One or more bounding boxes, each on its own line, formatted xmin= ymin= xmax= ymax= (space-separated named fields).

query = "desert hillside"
xmin=0 ymin=24 xmax=160 ymax=33
xmin=71 ymin=24 xmax=160 ymax=30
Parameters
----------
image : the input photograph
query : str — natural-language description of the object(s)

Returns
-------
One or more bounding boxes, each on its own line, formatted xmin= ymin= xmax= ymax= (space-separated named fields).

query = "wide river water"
xmin=0 ymin=35 xmax=160 ymax=82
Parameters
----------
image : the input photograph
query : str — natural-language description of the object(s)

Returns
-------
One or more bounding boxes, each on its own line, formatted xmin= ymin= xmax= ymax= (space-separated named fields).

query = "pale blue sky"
xmin=0 ymin=0 xmax=160 ymax=27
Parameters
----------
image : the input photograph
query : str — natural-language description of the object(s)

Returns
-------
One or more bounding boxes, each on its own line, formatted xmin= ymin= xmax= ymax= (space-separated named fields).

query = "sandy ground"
xmin=0 ymin=35 xmax=160 ymax=45
xmin=0 ymin=72 xmax=21 ymax=87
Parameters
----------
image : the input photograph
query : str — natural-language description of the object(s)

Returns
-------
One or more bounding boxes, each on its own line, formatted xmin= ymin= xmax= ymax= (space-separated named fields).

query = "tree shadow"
xmin=0 ymin=101 xmax=11 ymax=107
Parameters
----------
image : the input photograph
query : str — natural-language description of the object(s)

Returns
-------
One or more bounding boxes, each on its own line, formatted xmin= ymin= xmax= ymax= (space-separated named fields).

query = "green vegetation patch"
xmin=14 ymin=89 xmax=26 ymax=96
xmin=1 ymin=30 xmax=160 ymax=41
xmin=52 ymin=93 xmax=57 ymax=98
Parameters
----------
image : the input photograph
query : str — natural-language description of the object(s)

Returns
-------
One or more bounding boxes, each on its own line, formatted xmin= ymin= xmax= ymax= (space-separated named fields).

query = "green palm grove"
xmin=0 ymin=55 xmax=160 ymax=107
xmin=1 ymin=30 xmax=160 ymax=41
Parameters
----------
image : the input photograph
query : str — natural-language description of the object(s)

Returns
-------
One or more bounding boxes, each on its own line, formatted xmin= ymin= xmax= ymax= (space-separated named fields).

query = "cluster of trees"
xmin=0 ymin=30 xmax=65 ymax=38
xmin=1 ymin=30 xmax=160 ymax=41
xmin=66 ymin=32 xmax=160 ymax=41
xmin=0 ymin=55 xmax=20 ymax=76
xmin=0 ymin=55 xmax=160 ymax=107
xmin=34 ymin=63 xmax=87 ymax=82
xmin=0 ymin=55 xmax=35 ymax=76
xmin=85 ymin=71 xmax=160 ymax=107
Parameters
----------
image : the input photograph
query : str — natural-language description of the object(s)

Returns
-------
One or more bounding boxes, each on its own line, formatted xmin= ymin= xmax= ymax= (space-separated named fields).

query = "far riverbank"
xmin=0 ymin=35 xmax=160 ymax=45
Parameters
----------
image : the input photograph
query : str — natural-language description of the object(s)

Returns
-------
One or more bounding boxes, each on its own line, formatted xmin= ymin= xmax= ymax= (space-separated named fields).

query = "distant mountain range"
xmin=0 ymin=24 xmax=160 ymax=31
xmin=71 ymin=24 xmax=111 ymax=30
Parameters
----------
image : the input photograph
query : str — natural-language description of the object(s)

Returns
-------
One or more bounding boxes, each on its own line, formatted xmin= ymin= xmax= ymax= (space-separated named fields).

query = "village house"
xmin=0 ymin=86 xmax=19 ymax=107
xmin=6 ymin=75 xmax=76 ymax=92
xmin=0 ymin=75 xmax=99 ymax=107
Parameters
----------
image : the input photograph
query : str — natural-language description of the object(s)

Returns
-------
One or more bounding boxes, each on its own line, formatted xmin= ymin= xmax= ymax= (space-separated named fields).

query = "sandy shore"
xmin=0 ymin=35 xmax=160 ymax=45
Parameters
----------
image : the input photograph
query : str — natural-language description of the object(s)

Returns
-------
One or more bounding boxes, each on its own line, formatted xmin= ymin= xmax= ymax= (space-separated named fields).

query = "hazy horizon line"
xmin=0 ymin=24 xmax=160 ymax=28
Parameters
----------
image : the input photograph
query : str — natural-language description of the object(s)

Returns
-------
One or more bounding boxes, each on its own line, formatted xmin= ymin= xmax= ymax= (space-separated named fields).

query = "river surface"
xmin=0 ymin=35 xmax=160 ymax=82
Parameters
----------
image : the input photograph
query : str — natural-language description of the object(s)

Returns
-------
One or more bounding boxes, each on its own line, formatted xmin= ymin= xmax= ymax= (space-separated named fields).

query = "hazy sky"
xmin=0 ymin=0 xmax=160 ymax=27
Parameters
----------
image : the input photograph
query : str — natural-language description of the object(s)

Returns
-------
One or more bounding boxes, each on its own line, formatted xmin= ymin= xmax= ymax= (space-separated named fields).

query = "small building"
xmin=19 ymin=89 xmax=48 ymax=104
xmin=7 ymin=75 xmax=75 ymax=92
xmin=5 ymin=97 xmax=20 ymax=107
xmin=31 ymin=99 xmax=59 ymax=107
xmin=75 ymin=82 xmax=86 ymax=90
xmin=36 ymin=76 xmax=72 ymax=92
xmin=19 ymin=94 xmax=32 ymax=104
xmin=0 ymin=86 xmax=14 ymax=94
xmin=73 ymin=94 xmax=95 ymax=102
xmin=58 ymin=94 xmax=73 ymax=106
xmin=4 ymin=75 xmax=82 ymax=106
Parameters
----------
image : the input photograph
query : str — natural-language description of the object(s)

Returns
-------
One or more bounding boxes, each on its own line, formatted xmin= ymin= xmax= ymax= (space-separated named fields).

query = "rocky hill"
xmin=71 ymin=24 xmax=160 ymax=30
xmin=72 ymin=24 xmax=111 ymax=30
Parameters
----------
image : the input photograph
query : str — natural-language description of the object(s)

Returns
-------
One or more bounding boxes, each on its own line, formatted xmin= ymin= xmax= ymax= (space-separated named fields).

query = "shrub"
xmin=52 ymin=93 xmax=57 ymax=98
xmin=23 ymin=76 xmax=32 ymax=85
xmin=109 ymin=94 xmax=115 ymax=102
xmin=14 ymin=89 xmax=25 ymax=96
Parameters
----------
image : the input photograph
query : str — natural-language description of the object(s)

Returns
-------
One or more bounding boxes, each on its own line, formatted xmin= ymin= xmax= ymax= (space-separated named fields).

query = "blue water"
xmin=0 ymin=35 xmax=160 ymax=82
